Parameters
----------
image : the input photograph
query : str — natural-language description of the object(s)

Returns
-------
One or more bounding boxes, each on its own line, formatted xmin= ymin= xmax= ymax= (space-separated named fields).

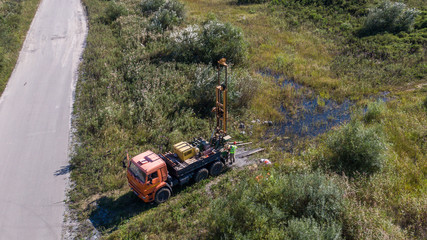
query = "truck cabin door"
xmin=147 ymin=171 xmax=160 ymax=186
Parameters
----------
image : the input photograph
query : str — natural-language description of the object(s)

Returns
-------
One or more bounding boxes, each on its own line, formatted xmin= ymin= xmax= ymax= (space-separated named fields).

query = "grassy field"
xmin=69 ymin=0 xmax=426 ymax=239
xmin=0 ymin=0 xmax=41 ymax=94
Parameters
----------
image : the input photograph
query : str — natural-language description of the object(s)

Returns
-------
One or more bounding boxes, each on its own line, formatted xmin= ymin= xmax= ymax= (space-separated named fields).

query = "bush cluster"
xmin=101 ymin=2 xmax=127 ymax=25
xmin=169 ymin=20 xmax=247 ymax=64
xmin=360 ymin=1 xmax=419 ymax=36
xmin=140 ymin=0 xmax=165 ymax=15
xmin=326 ymin=121 xmax=386 ymax=177
xmin=363 ymin=100 xmax=386 ymax=123
xmin=140 ymin=0 xmax=185 ymax=31
xmin=209 ymin=171 xmax=344 ymax=239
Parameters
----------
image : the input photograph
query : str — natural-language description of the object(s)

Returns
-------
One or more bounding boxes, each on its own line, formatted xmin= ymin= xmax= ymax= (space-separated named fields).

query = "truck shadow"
xmin=89 ymin=191 xmax=155 ymax=233
xmin=54 ymin=165 xmax=71 ymax=176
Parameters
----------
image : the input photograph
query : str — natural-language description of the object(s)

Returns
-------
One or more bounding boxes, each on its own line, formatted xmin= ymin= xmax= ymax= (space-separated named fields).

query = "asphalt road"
xmin=0 ymin=0 xmax=87 ymax=239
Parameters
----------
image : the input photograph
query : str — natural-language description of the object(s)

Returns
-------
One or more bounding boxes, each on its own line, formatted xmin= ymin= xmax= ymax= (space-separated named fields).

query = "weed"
xmin=342 ymin=199 xmax=407 ymax=239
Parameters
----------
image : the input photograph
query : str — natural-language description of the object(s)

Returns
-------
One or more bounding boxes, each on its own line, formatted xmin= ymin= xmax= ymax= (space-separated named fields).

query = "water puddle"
xmin=258 ymin=70 xmax=354 ymax=150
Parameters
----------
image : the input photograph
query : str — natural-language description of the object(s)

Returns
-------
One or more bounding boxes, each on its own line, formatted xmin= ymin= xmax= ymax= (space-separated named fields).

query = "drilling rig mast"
xmin=211 ymin=58 xmax=231 ymax=147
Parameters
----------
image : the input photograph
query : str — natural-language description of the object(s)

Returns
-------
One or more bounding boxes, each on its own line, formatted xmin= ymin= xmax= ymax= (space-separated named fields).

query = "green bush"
xmin=326 ymin=121 xmax=386 ymax=177
xmin=169 ymin=20 xmax=247 ymax=64
xmin=363 ymin=100 xmax=386 ymax=123
xmin=102 ymin=2 xmax=127 ymax=25
xmin=140 ymin=0 xmax=185 ymax=31
xmin=150 ymin=1 xmax=185 ymax=30
xmin=140 ymin=0 xmax=165 ymax=15
xmin=360 ymin=1 xmax=419 ymax=36
xmin=208 ymin=171 xmax=344 ymax=238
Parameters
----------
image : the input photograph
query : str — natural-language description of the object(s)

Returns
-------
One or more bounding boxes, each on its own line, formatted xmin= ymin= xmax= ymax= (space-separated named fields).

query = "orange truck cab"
xmin=127 ymin=151 xmax=171 ymax=203
xmin=127 ymin=137 xmax=230 ymax=204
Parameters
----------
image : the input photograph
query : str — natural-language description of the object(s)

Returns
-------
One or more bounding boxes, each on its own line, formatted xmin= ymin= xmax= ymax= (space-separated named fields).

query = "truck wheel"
xmin=209 ymin=161 xmax=224 ymax=177
xmin=155 ymin=187 xmax=171 ymax=204
xmin=194 ymin=168 xmax=209 ymax=183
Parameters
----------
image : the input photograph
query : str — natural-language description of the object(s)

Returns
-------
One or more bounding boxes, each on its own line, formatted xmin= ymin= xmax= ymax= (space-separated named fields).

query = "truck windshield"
xmin=129 ymin=162 xmax=146 ymax=183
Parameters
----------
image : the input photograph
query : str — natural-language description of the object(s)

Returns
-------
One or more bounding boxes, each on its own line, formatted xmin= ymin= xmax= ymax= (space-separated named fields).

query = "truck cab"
xmin=127 ymin=151 xmax=171 ymax=203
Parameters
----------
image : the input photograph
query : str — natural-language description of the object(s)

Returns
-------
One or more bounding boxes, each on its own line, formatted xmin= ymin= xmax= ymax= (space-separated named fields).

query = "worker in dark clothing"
xmin=229 ymin=141 xmax=237 ymax=164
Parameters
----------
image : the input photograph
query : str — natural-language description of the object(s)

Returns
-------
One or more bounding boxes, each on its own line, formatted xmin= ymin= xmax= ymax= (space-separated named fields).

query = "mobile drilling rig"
xmin=126 ymin=59 xmax=232 ymax=204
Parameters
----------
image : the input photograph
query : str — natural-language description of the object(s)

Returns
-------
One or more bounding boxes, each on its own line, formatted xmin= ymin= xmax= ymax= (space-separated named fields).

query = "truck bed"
xmin=160 ymin=151 xmax=222 ymax=178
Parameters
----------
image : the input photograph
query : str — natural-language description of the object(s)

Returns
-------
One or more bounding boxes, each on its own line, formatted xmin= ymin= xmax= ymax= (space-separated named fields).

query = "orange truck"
xmin=127 ymin=137 xmax=231 ymax=204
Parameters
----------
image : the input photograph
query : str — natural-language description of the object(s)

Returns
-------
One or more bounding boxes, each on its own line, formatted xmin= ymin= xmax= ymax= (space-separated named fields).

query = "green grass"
xmin=70 ymin=0 xmax=426 ymax=239
xmin=0 ymin=0 xmax=41 ymax=94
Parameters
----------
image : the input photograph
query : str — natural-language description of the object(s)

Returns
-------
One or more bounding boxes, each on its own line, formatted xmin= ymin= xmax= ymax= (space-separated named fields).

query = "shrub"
xmin=423 ymin=96 xmax=427 ymax=110
xmin=150 ymin=1 xmax=185 ymax=30
xmin=360 ymin=1 xmax=419 ymax=36
xmin=140 ymin=0 xmax=165 ymax=15
xmin=201 ymin=20 xmax=247 ymax=64
xmin=142 ymin=0 xmax=185 ymax=31
xmin=326 ymin=121 xmax=386 ymax=177
xmin=169 ymin=20 xmax=247 ymax=64
xmin=208 ymin=171 xmax=344 ymax=238
xmin=363 ymin=100 xmax=386 ymax=123
xmin=102 ymin=2 xmax=127 ymax=25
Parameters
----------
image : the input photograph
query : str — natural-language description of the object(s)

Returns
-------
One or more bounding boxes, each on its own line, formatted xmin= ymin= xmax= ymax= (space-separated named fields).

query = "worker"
xmin=229 ymin=141 xmax=237 ymax=164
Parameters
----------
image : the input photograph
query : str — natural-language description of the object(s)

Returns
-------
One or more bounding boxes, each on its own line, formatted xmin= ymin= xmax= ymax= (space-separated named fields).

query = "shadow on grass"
xmin=89 ymin=191 xmax=155 ymax=233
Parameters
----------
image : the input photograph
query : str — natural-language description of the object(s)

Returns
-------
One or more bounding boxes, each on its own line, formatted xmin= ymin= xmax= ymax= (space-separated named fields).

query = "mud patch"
xmin=231 ymin=147 xmax=261 ymax=168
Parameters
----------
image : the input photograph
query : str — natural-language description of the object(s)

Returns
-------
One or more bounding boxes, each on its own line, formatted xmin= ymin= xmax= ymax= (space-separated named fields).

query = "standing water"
xmin=259 ymin=70 xmax=353 ymax=150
